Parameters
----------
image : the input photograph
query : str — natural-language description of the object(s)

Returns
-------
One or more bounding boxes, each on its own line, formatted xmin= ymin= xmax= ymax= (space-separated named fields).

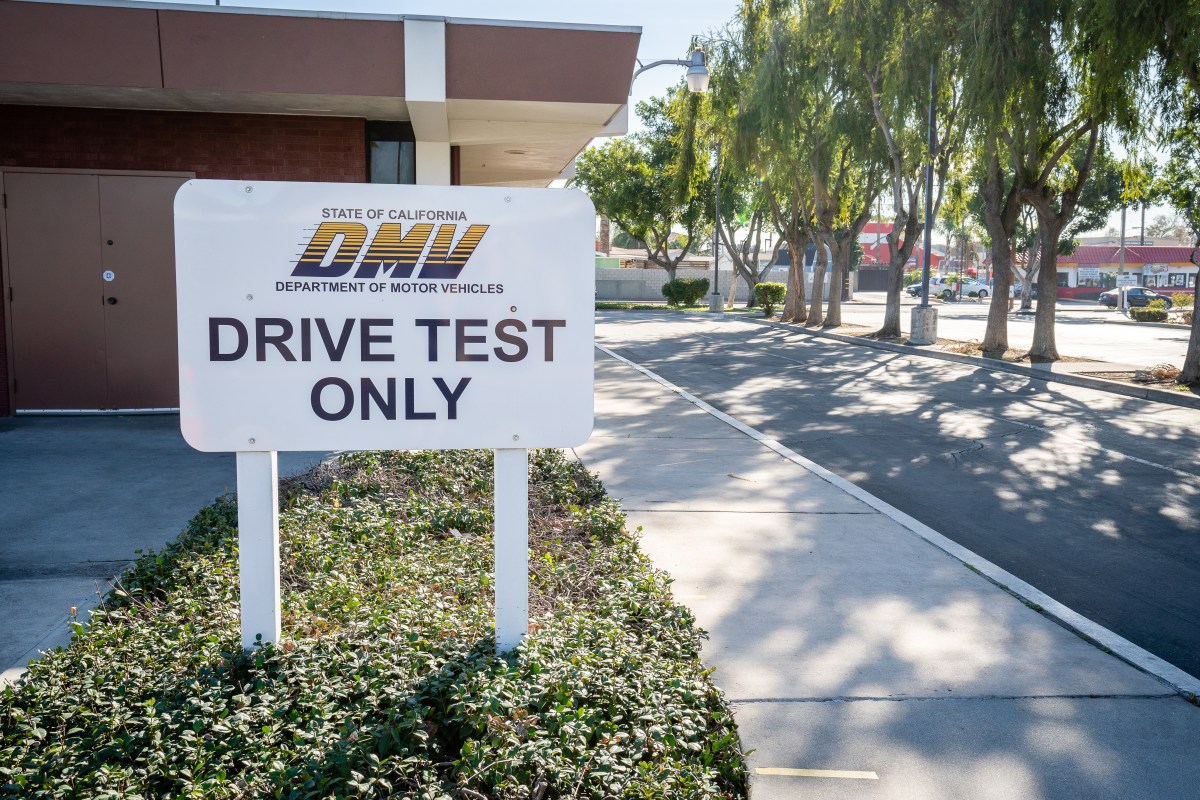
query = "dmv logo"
xmin=292 ymin=222 xmax=489 ymax=280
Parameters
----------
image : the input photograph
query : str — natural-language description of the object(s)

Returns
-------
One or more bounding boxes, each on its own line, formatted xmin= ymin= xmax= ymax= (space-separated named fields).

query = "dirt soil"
xmin=772 ymin=318 xmax=1196 ymax=391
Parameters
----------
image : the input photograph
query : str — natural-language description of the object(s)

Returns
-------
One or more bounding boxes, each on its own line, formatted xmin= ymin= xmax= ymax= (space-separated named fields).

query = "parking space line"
xmin=756 ymin=767 xmax=879 ymax=780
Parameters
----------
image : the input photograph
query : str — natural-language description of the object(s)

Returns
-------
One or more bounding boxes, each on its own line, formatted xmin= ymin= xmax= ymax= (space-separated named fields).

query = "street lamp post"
xmin=710 ymin=140 xmax=723 ymax=313
xmin=627 ymin=48 xmax=713 ymax=310
xmin=631 ymin=49 xmax=711 ymax=92
xmin=910 ymin=62 xmax=938 ymax=345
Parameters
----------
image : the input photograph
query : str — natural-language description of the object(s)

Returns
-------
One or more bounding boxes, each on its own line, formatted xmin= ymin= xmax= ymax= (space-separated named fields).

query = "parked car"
xmin=958 ymin=279 xmax=991 ymax=298
xmin=1098 ymin=287 xmax=1168 ymax=308
xmin=1012 ymin=282 xmax=1039 ymax=300
xmin=906 ymin=277 xmax=990 ymax=300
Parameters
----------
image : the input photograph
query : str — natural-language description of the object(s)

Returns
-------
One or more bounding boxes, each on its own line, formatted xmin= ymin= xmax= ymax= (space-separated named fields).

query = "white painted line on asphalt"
xmin=994 ymin=415 xmax=1199 ymax=482
xmin=595 ymin=343 xmax=1200 ymax=701
xmin=756 ymin=768 xmax=879 ymax=780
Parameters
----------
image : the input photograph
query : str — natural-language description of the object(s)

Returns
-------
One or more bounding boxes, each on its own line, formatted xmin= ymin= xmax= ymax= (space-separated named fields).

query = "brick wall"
xmin=0 ymin=105 xmax=367 ymax=414
xmin=0 ymin=105 xmax=366 ymax=181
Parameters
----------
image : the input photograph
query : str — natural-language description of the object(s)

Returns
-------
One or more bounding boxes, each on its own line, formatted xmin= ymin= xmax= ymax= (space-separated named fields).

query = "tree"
xmin=733 ymin=1 xmax=884 ymax=328
xmin=1023 ymin=126 xmax=1101 ymax=360
xmin=956 ymin=0 xmax=1131 ymax=358
xmin=1145 ymin=213 xmax=1189 ymax=240
xmin=610 ymin=227 xmax=642 ymax=250
xmin=1069 ymin=0 xmax=1200 ymax=377
xmin=571 ymin=90 xmax=711 ymax=281
xmin=716 ymin=175 xmax=786 ymax=307
xmin=940 ymin=173 xmax=986 ymax=290
xmin=812 ymin=143 xmax=883 ymax=328
xmin=720 ymin=3 xmax=811 ymax=323
xmin=828 ymin=0 xmax=963 ymax=337
xmin=1159 ymin=119 xmax=1200 ymax=384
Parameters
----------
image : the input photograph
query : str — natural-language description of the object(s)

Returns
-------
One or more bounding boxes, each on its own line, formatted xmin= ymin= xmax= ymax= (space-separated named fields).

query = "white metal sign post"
xmin=493 ymin=449 xmax=529 ymax=652
xmin=175 ymin=181 xmax=594 ymax=653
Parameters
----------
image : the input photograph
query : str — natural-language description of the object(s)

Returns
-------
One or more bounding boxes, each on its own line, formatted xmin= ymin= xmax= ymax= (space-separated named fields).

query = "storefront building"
xmin=0 ymin=0 xmax=639 ymax=413
xmin=1055 ymin=245 xmax=1198 ymax=300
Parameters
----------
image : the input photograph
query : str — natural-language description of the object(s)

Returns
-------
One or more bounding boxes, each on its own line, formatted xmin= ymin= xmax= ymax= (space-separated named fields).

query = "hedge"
xmin=753 ymin=283 xmax=786 ymax=316
xmin=0 ymin=449 xmax=747 ymax=800
xmin=661 ymin=278 xmax=710 ymax=307
xmin=1130 ymin=300 xmax=1169 ymax=322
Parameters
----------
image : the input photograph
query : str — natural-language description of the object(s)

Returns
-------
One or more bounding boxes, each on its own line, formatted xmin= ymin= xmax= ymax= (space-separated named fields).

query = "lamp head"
xmin=685 ymin=49 xmax=710 ymax=93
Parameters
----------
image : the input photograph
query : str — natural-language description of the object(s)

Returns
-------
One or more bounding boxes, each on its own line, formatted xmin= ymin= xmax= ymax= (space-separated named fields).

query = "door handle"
xmin=105 ymin=297 xmax=118 ymax=305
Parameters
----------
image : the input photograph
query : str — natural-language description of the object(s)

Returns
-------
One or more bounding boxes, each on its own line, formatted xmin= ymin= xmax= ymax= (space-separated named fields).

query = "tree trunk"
xmin=979 ymin=147 xmax=1020 ymax=357
xmin=781 ymin=238 xmax=809 ymax=323
xmin=982 ymin=242 xmax=1015 ymax=356
xmin=880 ymin=259 xmax=905 ymax=336
xmin=877 ymin=204 xmax=920 ymax=338
xmin=742 ymin=269 xmax=758 ymax=308
xmin=808 ymin=239 xmax=827 ymax=327
xmin=1181 ymin=251 xmax=1200 ymax=384
xmin=1028 ymin=222 xmax=1062 ymax=361
xmin=824 ymin=239 xmax=846 ymax=328
xmin=1020 ymin=243 xmax=1037 ymax=311
xmin=598 ymin=215 xmax=611 ymax=255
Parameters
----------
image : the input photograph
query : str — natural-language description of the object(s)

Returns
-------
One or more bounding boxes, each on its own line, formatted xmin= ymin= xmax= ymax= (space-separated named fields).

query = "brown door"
xmin=3 ymin=171 xmax=189 ymax=410
xmin=99 ymin=175 xmax=188 ymax=408
xmin=4 ymin=172 xmax=108 ymax=409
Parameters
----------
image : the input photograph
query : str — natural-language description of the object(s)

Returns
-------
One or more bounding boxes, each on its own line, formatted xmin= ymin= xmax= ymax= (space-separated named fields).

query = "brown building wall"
xmin=0 ymin=106 xmax=367 ymax=414
xmin=0 ymin=106 xmax=367 ymax=181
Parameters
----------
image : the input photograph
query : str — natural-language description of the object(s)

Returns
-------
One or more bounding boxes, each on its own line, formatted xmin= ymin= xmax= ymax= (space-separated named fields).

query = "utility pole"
xmin=1118 ymin=203 xmax=1127 ymax=313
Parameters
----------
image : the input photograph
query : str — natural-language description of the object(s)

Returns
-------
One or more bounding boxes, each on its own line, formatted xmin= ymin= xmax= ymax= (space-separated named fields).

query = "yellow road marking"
xmin=756 ymin=768 xmax=879 ymax=780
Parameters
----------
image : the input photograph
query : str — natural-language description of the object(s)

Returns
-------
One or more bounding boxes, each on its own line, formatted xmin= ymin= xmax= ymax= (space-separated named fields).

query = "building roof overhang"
xmin=0 ymin=0 xmax=641 ymax=186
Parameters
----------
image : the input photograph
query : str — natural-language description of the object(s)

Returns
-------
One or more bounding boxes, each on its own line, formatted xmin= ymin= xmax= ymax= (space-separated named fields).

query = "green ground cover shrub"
xmin=661 ymin=278 xmax=710 ymax=307
xmin=0 ymin=450 xmax=746 ymax=799
xmin=1172 ymin=293 xmax=1194 ymax=309
xmin=753 ymin=283 xmax=786 ymax=316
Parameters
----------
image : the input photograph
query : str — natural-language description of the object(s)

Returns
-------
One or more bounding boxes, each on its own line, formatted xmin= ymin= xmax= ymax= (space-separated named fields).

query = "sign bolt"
xmin=245 ymin=186 xmax=253 ymax=193
xmin=504 ymin=196 xmax=512 ymax=203
xmin=248 ymin=438 xmax=256 ymax=445
xmin=246 ymin=294 xmax=253 ymax=301
xmin=510 ymin=305 xmax=517 ymax=313
xmin=512 ymin=435 xmax=519 ymax=442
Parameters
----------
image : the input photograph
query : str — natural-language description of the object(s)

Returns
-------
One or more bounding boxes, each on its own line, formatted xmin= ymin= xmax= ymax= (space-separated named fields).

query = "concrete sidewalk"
xmin=575 ymin=348 xmax=1200 ymax=800
xmin=0 ymin=414 xmax=328 ymax=684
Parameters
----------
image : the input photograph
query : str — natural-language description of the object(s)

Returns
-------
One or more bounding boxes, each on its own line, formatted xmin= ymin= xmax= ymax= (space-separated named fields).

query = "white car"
xmin=907 ymin=277 xmax=990 ymax=300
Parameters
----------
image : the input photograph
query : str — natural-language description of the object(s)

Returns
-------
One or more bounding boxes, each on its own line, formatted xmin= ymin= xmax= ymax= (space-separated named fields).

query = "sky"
xmin=152 ymin=0 xmax=1177 ymax=243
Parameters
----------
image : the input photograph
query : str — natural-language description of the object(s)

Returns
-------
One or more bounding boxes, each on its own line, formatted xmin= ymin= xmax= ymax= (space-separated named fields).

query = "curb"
xmin=595 ymin=343 xmax=1200 ymax=702
xmin=1104 ymin=316 xmax=1192 ymax=331
xmin=745 ymin=316 xmax=1200 ymax=411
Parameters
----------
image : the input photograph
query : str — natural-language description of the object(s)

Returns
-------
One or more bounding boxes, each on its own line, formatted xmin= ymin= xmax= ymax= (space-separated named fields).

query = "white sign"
xmin=175 ymin=181 xmax=595 ymax=452
xmin=1077 ymin=266 xmax=1100 ymax=280
xmin=1116 ymin=273 xmax=1139 ymax=287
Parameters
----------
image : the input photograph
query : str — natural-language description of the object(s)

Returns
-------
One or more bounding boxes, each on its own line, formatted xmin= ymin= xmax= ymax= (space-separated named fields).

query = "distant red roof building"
xmin=1054 ymin=244 xmax=1197 ymax=298
xmin=858 ymin=221 xmax=941 ymax=269
xmin=1058 ymin=245 xmax=1197 ymax=266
